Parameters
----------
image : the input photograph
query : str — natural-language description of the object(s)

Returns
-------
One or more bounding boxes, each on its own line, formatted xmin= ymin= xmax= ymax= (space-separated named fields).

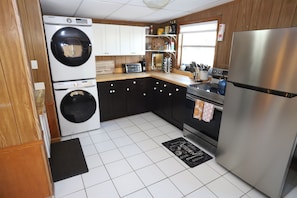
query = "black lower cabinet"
xmin=151 ymin=79 xmax=186 ymax=129
xmin=97 ymin=81 xmax=127 ymax=121
xmin=170 ymin=85 xmax=186 ymax=129
xmin=126 ymin=78 xmax=152 ymax=115
xmin=97 ymin=78 xmax=152 ymax=121
xmin=151 ymin=80 xmax=171 ymax=119
xmin=98 ymin=77 xmax=186 ymax=128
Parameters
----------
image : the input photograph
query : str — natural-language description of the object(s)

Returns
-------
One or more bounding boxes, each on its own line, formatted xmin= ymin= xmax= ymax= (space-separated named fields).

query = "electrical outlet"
xmin=31 ymin=60 xmax=38 ymax=69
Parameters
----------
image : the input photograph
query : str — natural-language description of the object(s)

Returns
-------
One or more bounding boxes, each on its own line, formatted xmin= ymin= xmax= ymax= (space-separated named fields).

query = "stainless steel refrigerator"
xmin=216 ymin=27 xmax=297 ymax=198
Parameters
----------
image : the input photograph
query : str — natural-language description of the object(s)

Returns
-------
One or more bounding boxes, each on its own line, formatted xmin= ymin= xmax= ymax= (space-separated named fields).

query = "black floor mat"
xmin=49 ymin=138 xmax=88 ymax=182
xmin=162 ymin=137 xmax=212 ymax=168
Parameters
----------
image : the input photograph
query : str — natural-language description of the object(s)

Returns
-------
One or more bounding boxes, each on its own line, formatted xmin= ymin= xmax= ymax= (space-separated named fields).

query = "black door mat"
xmin=49 ymin=138 xmax=88 ymax=182
xmin=162 ymin=137 xmax=212 ymax=168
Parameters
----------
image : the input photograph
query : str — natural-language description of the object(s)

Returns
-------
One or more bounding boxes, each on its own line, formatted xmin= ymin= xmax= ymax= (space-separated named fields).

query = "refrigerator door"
xmin=228 ymin=27 xmax=297 ymax=93
xmin=216 ymin=83 xmax=297 ymax=198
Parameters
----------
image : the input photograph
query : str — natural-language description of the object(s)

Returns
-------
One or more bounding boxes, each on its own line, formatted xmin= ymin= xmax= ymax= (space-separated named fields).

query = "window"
xmin=180 ymin=20 xmax=218 ymax=67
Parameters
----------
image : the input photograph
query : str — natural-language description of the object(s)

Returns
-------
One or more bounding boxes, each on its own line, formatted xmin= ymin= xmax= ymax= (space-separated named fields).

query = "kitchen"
xmin=1 ymin=0 xmax=297 ymax=198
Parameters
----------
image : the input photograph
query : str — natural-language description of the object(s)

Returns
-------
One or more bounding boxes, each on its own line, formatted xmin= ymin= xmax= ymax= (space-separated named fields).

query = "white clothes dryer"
xmin=43 ymin=15 xmax=96 ymax=82
xmin=53 ymin=79 xmax=100 ymax=136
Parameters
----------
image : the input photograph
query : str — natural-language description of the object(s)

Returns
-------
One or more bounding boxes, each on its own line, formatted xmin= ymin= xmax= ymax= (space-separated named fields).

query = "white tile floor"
xmin=54 ymin=112 xmax=294 ymax=198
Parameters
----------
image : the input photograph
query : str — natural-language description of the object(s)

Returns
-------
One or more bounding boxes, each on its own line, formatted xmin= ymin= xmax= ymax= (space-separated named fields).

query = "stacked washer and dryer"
xmin=43 ymin=15 xmax=100 ymax=136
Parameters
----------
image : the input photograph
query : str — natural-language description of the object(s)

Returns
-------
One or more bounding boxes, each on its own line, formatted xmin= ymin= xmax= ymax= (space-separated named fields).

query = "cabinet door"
xmin=159 ymin=81 xmax=173 ymax=119
xmin=92 ymin=24 xmax=106 ymax=56
xmin=151 ymin=79 xmax=161 ymax=114
xmin=119 ymin=26 xmax=130 ymax=55
xmin=120 ymin=25 xmax=145 ymax=55
xmin=93 ymin=24 xmax=120 ymax=56
xmin=105 ymin=24 xmax=120 ymax=55
xmin=97 ymin=82 xmax=112 ymax=121
xmin=152 ymin=79 xmax=171 ymax=121
xmin=171 ymin=85 xmax=186 ymax=129
xmin=126 ymin=78 xmax=151 ymax=115
xmin=141 ymin=77 xmax=153 ymax=111
xmin=97 ymin=81 xmax=126 ymax=121
xmin=130 ymin=26 xmax=145 ymax=55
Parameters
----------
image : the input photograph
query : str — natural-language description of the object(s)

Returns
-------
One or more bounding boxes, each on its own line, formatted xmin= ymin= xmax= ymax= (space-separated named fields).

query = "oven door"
xmin=183 ymin=93 xmax=223 ymax=154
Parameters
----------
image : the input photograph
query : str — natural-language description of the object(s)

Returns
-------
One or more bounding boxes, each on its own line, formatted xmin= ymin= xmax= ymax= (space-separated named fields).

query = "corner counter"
xmin=96 ymin=71 xmax=195 ymax=87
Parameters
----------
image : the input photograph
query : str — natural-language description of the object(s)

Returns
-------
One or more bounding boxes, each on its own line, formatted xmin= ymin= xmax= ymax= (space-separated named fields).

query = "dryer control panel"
xmin=43 ymin=15 xmax=92 ymax=26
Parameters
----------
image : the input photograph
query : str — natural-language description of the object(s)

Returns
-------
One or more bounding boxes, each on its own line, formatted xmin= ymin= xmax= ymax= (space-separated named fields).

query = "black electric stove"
xmin=183 ymin=67 xmax=228 ymax=154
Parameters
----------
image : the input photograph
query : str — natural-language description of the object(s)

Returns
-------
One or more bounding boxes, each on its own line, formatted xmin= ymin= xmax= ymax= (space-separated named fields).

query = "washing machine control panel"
xmin=53 ymin=79 xmax=96 ymax=90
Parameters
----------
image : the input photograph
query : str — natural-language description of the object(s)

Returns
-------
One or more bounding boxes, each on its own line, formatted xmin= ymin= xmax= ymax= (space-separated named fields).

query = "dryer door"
xmin=51 ymin=27 xmax=92 ymax=66
xmin=60 ymin=90 xmax=96 ymax=123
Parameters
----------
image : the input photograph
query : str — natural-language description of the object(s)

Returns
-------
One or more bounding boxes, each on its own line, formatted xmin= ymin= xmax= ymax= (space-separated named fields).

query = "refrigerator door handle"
xmin=231 ymin=82 xmax=297 ymax=98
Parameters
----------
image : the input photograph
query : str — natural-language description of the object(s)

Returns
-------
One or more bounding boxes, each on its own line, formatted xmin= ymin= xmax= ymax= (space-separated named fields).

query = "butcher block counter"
xmin=96 ymin=71 xmax=195 ymax=87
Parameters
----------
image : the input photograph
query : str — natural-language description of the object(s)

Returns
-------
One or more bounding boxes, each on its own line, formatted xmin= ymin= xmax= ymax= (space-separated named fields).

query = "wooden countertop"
xmin=96 ymin=71 xmax=196 ymax=87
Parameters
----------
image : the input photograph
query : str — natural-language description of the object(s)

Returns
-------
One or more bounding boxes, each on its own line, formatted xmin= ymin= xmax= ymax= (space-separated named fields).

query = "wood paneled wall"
xmin=160 ymin=0 xmax=297 ymax=69
xmin=17 ymin=0 xmax=60 ymax=139
xmin=0 ymin=0 xmax=53 ymax=196
xmin=96 ymin=55 xmax=145 ymax=72
xmin=0 ymin=0 xmax=41 ymax=147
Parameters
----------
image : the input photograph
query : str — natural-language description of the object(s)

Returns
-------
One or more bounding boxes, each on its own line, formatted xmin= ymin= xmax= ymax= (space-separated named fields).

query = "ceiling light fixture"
xmin=143 ymin=0 xmax=170 ymax=9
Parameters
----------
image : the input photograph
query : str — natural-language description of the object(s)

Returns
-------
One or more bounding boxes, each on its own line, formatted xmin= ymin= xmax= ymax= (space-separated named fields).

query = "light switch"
xmin=31 ymin=60 xmax=38 ymax=69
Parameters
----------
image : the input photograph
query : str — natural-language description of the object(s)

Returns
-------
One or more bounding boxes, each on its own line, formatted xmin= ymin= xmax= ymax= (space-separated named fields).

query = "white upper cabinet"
xmin=120 ymin=25 xmax=145 ymax=55
xmin=93 ymin=23 xmax=145 ymax=56
xmin=92 ymin=23 xmax=120 ymax=56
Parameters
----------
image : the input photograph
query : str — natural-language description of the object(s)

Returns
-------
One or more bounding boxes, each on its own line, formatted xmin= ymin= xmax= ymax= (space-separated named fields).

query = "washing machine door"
xmin=60 ymin=90 xmax=96 ymax=123
xmin=51 ymin=27 xmax=92 ymax=66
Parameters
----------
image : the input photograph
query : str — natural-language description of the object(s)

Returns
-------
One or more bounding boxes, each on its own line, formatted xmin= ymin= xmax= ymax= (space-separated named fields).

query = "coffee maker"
xmin=139 ymin=59 xmax=146 ymax=72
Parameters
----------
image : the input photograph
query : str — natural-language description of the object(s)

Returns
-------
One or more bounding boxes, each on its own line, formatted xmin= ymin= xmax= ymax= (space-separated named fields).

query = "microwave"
xmin=124 ymin=63 xmax=143 ymax=73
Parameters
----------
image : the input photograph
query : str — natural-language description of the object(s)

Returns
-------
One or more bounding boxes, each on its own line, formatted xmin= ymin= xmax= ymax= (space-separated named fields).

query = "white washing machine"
xmin=43 ymin=15 xmax=96 ymax=82
xmin=53 ymin=79 xmax=100 ymax=136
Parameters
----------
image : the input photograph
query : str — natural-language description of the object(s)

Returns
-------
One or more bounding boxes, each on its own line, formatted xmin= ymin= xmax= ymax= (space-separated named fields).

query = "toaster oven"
xmin=124 ymin=63 xmax=142 ymax=73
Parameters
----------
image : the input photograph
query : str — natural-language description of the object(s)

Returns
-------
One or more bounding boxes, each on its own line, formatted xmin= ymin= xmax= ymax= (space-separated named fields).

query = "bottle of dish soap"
xmin=218 ymin=78 xmax=227 ymax=95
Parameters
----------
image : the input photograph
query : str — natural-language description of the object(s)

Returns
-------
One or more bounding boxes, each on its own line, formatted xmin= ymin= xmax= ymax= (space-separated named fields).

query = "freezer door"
xmin=228 ymin=27 xmax=297 ymax=93
xmin=216 ymin=83 xmax=297 ymax=198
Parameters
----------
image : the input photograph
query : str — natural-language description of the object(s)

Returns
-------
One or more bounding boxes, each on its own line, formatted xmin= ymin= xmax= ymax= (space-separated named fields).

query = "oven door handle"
xmin=186 ymin=94 xmax=223 ymax=111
